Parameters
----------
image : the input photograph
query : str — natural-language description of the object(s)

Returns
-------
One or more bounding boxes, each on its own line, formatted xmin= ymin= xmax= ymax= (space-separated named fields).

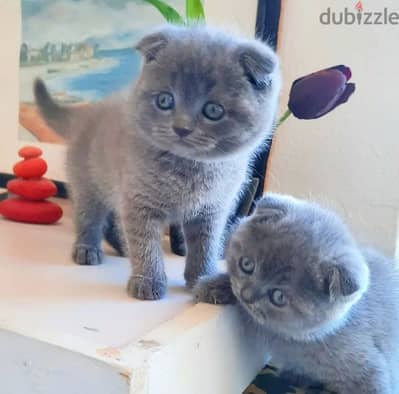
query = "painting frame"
xmin=247 ymin=0 xmax=282 ymax=209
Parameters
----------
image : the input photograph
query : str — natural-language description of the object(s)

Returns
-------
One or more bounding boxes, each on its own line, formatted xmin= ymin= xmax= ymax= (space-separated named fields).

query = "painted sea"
xmin=18 ymin=47 xmax=141 ymax=142
xmin=47 ymin=48 xmax=140 ymax=102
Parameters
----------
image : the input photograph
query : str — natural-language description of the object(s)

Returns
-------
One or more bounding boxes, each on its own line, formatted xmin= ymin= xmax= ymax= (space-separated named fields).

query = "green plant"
xmin=143 ymin=0 xmax=205 ymax=24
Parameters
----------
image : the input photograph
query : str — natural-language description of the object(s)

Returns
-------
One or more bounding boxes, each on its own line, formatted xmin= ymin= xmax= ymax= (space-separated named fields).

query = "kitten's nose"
xmin=173 ymin=126 xmax=193 ymax=138
xmin=240 ymin=287 xmax=261 ymax=304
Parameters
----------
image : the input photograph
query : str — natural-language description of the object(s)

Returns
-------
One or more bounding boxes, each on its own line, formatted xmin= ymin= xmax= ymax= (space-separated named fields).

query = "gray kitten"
xmin=34 ymin=25 xmax=281 ymax=300
xmin=195 ymin=193 xmax=399 ymax=393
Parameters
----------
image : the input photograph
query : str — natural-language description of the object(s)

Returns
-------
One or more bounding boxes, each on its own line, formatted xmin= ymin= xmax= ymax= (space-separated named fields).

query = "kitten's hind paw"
xmin=193 ymin=273 xmax=237 ymax=305
xmin=72 ymin=243 xmax=104 ymax=265
xmin=127 ymin=274 xmax=167 ymax=300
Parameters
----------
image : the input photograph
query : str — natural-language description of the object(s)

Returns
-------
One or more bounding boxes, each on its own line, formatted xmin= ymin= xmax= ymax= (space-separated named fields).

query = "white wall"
xmin=267 ymin=0 xmax=399 ymax=256
xmin=204 ymin=0 xmax=257 ymax=37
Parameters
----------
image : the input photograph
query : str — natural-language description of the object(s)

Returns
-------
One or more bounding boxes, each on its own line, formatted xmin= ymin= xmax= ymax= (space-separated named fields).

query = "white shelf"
xmin=0 ymin=199 xmax=265 ymax=394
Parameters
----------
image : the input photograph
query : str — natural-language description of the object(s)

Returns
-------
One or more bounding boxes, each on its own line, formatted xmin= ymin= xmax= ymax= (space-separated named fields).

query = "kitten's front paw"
xmin=127 ymin=274 xmax=167 ymax=300
xmin=193 ymin=274 xmax=236 ymax=305
xmin=184 ymin=265 xmax=215 ymax=289
xmin=72 ymin=243 xmax=104 ymax=265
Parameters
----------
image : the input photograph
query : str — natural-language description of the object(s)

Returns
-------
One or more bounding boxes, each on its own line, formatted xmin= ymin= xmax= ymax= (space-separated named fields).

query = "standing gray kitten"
xmin=34 ymin=25 xmax=281 ymax=300
xmin=195 ymin=193 xmax=399 ymax=393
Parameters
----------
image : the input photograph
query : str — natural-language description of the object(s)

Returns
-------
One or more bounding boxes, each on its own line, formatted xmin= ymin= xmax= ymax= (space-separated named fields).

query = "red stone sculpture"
xmin=0 ymin=146 xmax=63 ymax=224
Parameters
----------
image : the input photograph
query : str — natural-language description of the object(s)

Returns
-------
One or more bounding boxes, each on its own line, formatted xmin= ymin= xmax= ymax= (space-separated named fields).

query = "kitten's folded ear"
xmin=252 ymin=195 xmax=286 ymax=224
xmin=237 ymin=42 xmax=278 ymax=90
xmin=323 ymin=252 xmax=369 ymax=301
xmin=135 ymin=31 xmax=169 ymax=62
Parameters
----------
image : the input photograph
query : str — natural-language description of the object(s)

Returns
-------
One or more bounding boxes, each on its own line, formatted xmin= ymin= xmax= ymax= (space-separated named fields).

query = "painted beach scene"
xmin=19 ymin=0 xmax=184 ymax=144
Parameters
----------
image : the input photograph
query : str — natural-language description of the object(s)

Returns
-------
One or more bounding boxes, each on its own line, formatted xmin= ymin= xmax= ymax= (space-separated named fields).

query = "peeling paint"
xmin=119 ymin=371 xmax=131 ymax=380
xmin=96 ymin=347 xmax=122 ymax=361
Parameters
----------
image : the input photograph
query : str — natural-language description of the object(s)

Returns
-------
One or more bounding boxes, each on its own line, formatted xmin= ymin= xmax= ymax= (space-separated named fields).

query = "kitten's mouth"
xmin=244 ymin=302 xmax=267 ymax=323
xmin=154 ymin=133 xmax=216 ymax=156
xmin=176 ymin=139 xmax=204 ymax=149
xmin=175 ymin=137 xmax=216 ymax=151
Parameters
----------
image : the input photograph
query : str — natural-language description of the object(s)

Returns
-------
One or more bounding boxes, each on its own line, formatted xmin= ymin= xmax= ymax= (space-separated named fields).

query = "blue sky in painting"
xmin=21 ymin=0 xmax=184 ymax=49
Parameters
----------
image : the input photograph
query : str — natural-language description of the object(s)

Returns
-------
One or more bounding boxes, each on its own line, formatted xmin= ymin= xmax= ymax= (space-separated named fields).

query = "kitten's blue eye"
xmin=269 ymin=289 xmax=287 ymax=307
xmin=156 ymin=92 xmax=174 ymax=110
xmin=202 ymin=102 xmax=225 ymax=121
xmin=239 ymin=257 xmax=255 ymax=274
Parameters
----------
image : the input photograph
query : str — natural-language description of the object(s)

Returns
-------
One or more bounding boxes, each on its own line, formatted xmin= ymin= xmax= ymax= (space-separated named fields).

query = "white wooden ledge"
xmin=0 ymin=200 xmax=264 ymax=394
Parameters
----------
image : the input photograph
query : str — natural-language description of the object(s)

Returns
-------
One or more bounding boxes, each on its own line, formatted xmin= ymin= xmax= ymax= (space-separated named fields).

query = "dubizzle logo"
xmin=355 ymin=1 xmax=364 ymax=12
xmin=320 ymin=2 xmax=399 ymax=25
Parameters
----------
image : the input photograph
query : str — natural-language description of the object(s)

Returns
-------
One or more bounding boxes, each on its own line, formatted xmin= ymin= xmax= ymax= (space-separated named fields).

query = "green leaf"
xmin=143 ymin=0 xmax=185 ymax=24
xmin=185 ymin=0 xmax=205 ymax=22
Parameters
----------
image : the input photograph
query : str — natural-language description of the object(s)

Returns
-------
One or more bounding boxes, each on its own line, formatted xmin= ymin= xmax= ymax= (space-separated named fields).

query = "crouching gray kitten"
xmin=195 ymin=193 xmax=399 ymax=394
xmin=33 ymin=25 xmax=281 ymax=300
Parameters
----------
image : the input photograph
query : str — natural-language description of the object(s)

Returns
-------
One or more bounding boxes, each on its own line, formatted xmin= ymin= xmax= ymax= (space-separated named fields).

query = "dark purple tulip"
xmin=288 ymin=65 xmax=356 ymax=120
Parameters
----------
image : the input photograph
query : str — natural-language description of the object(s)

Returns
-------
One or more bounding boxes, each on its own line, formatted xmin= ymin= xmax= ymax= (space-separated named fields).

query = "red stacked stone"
xmin=0 ymin=146 xmax=63 ymax=224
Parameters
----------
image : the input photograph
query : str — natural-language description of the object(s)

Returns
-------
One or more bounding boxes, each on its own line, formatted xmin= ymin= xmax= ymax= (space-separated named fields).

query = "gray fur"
xmin=103 ymin=211 xmax=128 ymax=257
xmin=34 ymin=25 xmax=281 ymax=300
xmin=195 ymin=193 xmax=399 ymax=393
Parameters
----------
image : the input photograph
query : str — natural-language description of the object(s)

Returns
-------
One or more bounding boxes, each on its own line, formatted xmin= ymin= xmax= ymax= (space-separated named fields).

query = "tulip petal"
xmin=291 ymin=65 xmax=352 ymax=91
xmin=288 ymin=69 xmax=347 ymax=119
xmin=332 ymin=82 xmax=356 ymax=107
xmin=327 ymin=65 xmax=352 ymax=81
xmin=291 ymin=75 xmax=307 ymax=90
xmin=312 ymin=83 xmax=356 ymax=119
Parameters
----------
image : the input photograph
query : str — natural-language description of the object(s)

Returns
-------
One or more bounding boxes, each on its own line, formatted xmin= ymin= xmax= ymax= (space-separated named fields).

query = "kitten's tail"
xmin=34 ymin=78 xmax=83 ymax=139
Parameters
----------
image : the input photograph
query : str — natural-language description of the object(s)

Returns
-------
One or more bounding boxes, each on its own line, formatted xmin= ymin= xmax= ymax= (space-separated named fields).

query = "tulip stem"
xmin=276 ymin=109 xmax=292 ymax=128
